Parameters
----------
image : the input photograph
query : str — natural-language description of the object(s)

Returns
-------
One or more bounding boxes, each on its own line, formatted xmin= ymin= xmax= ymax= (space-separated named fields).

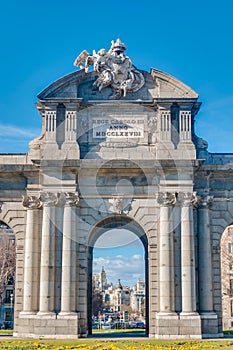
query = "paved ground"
xmin=89 ymin=331 xmax=147 ymax=338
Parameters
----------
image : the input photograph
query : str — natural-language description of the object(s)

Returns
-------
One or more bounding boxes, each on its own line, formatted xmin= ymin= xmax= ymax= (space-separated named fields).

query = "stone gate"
xmin=0 ymin=39 xmax=233 ymax=339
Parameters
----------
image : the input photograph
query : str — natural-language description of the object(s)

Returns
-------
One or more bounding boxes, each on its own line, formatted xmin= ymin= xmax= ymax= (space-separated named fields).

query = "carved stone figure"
xmin=148 ymin=115 xmax=158 ymax=144
xmin=112 ymin=194 xmax=124 ymax=214
xmin=74 ymin=39 xmax=145 ymax=99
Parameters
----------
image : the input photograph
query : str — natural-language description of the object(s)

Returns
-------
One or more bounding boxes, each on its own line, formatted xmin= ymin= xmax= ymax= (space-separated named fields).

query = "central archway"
xmin=87 ymin=215 xmax=149 ymax=336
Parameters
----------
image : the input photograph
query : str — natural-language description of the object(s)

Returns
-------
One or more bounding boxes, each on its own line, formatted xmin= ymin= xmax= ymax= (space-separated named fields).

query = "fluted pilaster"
xmin=59 ymin=192 xmax=79 ymax=315
xmin=198 ymin=194 xmax=214 ymax=313
xmin=22 ymin=195 xmax=42 ymax=314
xmin=38 ymin=192 xmax=57 ymax=315
xmin=179 ymin=192 xmax=197 ymax=314
xmin=157 ymin=192 xmax=176 ymax=314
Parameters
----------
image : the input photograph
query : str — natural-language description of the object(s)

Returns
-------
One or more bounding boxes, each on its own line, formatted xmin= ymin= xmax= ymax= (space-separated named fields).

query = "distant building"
xmin=221 ymin=225 xmax=233 ymax=330
xmin=92 ymin=274 xmax=100 ymax=290
xmin=131 ymin=279 xmax=146 ymax=313
xmin=93 ymin=267 xmax=145 ymax=314
xmin=0 ymin=222 xmax=15 ymax=329
xmin=100 ymin=266 xmax=108 ymax=291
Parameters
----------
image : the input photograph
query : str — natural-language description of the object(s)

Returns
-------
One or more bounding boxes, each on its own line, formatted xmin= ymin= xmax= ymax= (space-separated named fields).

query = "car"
xmin=129 ymin=322 xmax=137 ymax=328
xmin=136 ymin=322 xmax=145 ymax=329
xmin=102 ymin=323 xmax=112 ymax=329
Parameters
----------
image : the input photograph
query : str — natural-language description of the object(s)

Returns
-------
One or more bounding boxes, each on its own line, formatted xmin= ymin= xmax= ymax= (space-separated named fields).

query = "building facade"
xmin=221 ymin=225 xmax=233 ymax=329
xmin=0 ymin=39 xmax=233 ymax=339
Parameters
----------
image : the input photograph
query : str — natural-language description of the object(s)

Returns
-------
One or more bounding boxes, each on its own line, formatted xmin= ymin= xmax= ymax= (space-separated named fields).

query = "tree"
xmin=92 ymin=288 xmax=103 ymax=316
xmin=0 ymin=223 xmax=16 ymax=297
xmin=221 ymin=225 xmax=233 ymax=323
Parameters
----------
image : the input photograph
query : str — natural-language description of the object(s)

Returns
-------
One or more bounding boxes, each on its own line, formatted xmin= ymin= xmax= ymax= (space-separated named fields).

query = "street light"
xmin=10 ymin=293 xmax=13 ymax=329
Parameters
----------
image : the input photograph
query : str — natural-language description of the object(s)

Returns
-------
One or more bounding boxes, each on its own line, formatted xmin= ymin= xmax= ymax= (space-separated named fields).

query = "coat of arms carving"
xmin=74 ymin=38 xmax=145 ymax=99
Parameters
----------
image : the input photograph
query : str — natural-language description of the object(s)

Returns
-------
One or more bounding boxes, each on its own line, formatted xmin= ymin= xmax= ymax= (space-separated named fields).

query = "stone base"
xmin=223 ymin=316 xmax=233 ymax=331
xmin=14 ymin=312 xmax=82 ymax=339
xmin=154 ymin=312 xmax=202 ymax=339
xmin=200 ymin=312 xmax=220 ymax=338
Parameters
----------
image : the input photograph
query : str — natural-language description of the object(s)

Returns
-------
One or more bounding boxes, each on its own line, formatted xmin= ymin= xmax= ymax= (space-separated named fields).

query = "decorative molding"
xmin=157 ymin=192 xmax=176 ymax=207
xmin=56 ymin=193 xmax=66 ymax=207
xmin=178 ymin=192 xmax=197 ymax=207
xmin=39 ymin=192 xmax=58 ymax=207
xmin=64 ymin=192 xmax=79 ymax=207
xmin=39 ymin=192 xmax=79 ymax=207
xmin=22 ymin=195 xmax=42 ymax=209
xmin=100 ymin=141 xmax=138 ymax=148
xmin=197 ymin=194 xmax=213 ymax=209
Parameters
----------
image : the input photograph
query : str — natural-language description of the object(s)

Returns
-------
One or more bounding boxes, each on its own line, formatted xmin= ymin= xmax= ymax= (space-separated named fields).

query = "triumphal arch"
xmin=1 ymin=39 xmax=233 ymax=339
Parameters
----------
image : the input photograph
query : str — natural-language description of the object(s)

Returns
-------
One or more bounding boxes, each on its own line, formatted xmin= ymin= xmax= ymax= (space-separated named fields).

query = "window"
xmin=230 ymin=280 xmax=233 ymax=292
xmin=5 ymin=312 xmax=12 ymax=321
xmin=5 ymin=290 xmax=13 ymax=303
xmin=228 ymin=243 xmax=233 ymax=254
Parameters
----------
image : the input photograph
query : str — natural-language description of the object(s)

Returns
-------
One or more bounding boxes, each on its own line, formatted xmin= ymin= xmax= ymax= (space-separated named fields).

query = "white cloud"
xmin=94 ymin=229 xmax=143 ymax=249
xmin=93 ymin=254 xmax=145 ymax=287
xmin=0 ymin=123 xmax=41 ymax=153
xmin=0 ymin=123 xmax=40 ymax=138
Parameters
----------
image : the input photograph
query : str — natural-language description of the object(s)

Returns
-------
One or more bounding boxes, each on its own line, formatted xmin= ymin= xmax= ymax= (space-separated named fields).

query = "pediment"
xmin=37 ymin=67 xmax=198 ymax=102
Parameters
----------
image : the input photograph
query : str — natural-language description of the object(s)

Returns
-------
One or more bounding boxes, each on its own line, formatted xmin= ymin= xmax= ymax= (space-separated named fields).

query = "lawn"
xmin=0 ymin=339 xmax=233 ymax=350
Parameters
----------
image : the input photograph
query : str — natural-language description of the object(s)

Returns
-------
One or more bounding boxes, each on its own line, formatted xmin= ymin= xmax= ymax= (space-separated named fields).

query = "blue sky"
xmin=1 ymin=0 xmax=233 ymax=153
xmin=93 ymin=230 xmax=145 ymax=287
xmin=1 ymin=0 xmax=233 ymax=285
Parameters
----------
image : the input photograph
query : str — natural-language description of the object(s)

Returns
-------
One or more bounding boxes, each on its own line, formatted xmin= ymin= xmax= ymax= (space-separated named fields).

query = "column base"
xmin=156 ymin=312 xmax=179 ymax=338
xmin=156 ymin=312 xmax=178 ymax=317
xmin=155 ymin=312 xmax=202 ymax=338
xmin=58 ymin=312 xmax=80 ymax=319
xmin=36 ymin=311 xmax=56 ymax=319
xmin=200 ymin=312 xmax=219 ymax=337
xmin=14 ymin=311 xmax=81 ymax=339
xmin=180 ymin=311 xmax=199 ymax=316
xmin=19 ymin=311 xmax=37 ymax=318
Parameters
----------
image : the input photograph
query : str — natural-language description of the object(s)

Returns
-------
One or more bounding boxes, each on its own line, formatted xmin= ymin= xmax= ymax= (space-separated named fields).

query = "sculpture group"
xmin=74 ymin=38 xmax=145 ymax=99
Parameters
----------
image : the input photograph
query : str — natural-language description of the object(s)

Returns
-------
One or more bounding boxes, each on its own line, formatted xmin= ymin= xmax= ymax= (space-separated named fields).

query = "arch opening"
xmin=87 ymin=216 xmax=149 ymax=337
xmin=221 ymin=223 xmax=233 ymax=331
xmin=0 ymin=221 xmax=16 ymax=330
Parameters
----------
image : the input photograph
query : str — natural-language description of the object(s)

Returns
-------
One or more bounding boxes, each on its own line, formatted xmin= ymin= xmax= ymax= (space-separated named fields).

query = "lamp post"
xmin=10 ymin=293 xmax=13 ymax=329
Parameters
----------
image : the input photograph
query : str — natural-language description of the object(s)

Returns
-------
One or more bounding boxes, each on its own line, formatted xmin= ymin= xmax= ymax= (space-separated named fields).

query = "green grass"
xmin=0 ymin=329 xmax=13 ymax=334
xmin=0 ymin=338 xmax=233 ymax=349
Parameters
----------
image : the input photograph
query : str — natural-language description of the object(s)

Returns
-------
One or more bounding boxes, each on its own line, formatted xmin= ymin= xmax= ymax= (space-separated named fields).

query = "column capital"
xmin=197 ymin=194 xmax=213 ymax=209
xmin=64 ymin=192 xmax=79 ymax=207
xmin=22 ymin=195 xmax=42 ymax=209
xmin=40 ymin=192 xmax=58 ymax=207
xmin=157 ymin=192 xmax=176 ymax=207
xmin=178 ymin=192 xmax=197 ymax=207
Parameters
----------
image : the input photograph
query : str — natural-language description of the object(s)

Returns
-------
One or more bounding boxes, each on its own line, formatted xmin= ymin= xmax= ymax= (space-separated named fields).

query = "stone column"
xmin=173 ymin=203 xmax=182 ymax=313
xmin=179 ymin=192 xmax=197 ymax=314
xmin=59 ymin=192 xmax=79 ymax=315
xmin=198 ymin=195 xmax=214 ymax=313
xmin=22 ymin=195 xmax=42 ymax=314
xmin=38 ymin=192 xmax=57 ymax=315
xmin=54 ymin=194 xmax=65 ymax=313
xmin=157 ymin=192 xmax=176 ymax=314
